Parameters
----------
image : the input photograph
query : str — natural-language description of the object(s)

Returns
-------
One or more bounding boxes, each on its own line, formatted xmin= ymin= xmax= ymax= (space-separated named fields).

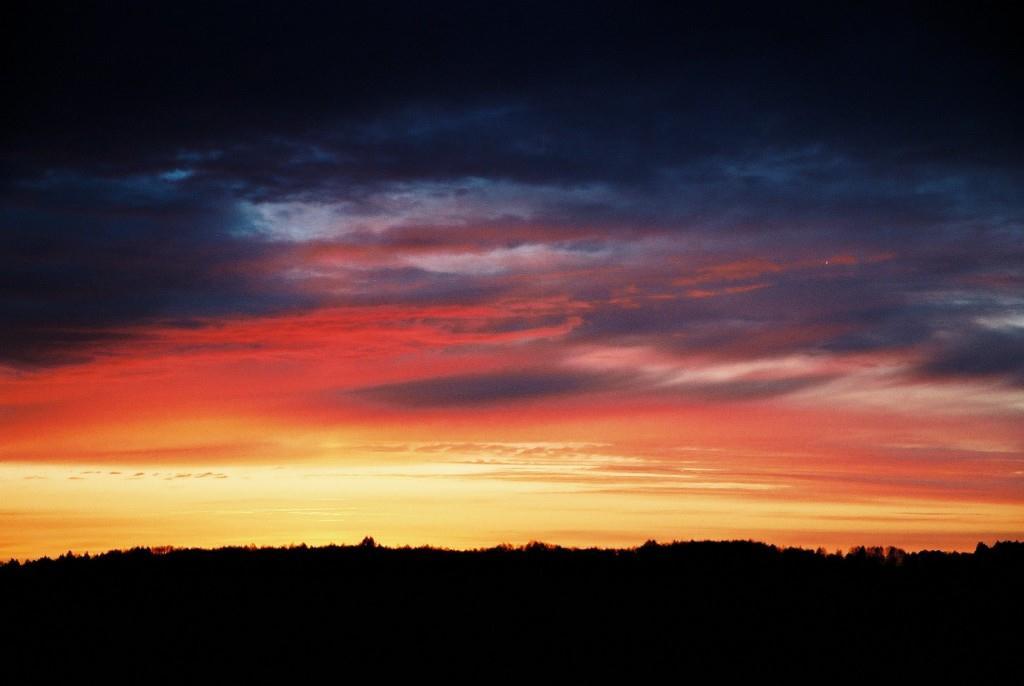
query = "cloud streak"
xmin=351 ymin=370 xmax=622 ymax=408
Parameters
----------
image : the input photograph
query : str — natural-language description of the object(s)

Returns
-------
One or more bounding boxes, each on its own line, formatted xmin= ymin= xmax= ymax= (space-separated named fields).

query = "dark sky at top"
xmin=6 ymin=2 xmax=1021 ymax=179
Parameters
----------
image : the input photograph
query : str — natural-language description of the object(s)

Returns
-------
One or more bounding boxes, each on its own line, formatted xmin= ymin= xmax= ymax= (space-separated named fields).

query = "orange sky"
xmin=3 ymin=297 xmax=1022 ymax=560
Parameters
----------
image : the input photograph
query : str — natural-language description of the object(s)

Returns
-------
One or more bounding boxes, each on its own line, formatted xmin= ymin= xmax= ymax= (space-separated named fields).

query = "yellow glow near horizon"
xmin=4 ymin=444 xmax=1022 ymax=561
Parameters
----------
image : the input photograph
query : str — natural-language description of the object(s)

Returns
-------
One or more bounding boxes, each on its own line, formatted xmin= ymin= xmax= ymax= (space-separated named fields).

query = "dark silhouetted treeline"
xmin=3 ymin=539 xmax=1021 ymax=681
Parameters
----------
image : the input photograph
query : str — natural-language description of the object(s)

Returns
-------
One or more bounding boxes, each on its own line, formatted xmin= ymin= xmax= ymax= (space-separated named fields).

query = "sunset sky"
xmin=3 ymin=2 xmax=1022 ymax=560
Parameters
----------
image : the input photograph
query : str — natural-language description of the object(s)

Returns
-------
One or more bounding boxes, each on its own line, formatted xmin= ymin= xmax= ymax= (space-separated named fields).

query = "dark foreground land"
xmin=3 ymin=539 xmax=1021 ymax=680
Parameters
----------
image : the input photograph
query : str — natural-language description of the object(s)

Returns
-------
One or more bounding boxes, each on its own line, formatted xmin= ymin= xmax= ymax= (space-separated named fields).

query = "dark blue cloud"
xmin=0 ymin=173 xmax=311 ymax=366
xmin=350 ymin=368 xmax=838 ymax=407
xmin=1 ymin=0 xmax=1021 ymax=383
xmin=920 ymin=329 xmax=1024 ymax=386
xmin=351 ymin=370 xmax=619 ymax=407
